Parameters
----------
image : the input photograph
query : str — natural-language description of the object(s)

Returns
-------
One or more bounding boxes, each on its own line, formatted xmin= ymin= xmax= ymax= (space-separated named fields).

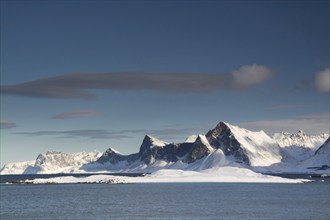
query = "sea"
xmin=0 ymin=175 xmax=329 ymax=220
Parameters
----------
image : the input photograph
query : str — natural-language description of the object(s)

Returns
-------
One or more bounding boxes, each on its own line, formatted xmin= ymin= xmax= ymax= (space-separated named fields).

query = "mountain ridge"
xmin=1 ymin=121 xmax=329 ymax=175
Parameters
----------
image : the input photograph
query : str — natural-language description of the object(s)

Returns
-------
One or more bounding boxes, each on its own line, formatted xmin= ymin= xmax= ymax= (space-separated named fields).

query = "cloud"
xmin=1 ymin=64 xmax=276 ymax=100
xmin=294 ymin=68 xmax=330 ymax=93
xmin=0 ymin=120 xmax=17 ymax=129
xmin=13 ymin=129 xmax=130 ymax=139
xmin=314 ymin=68 xmax=330 ymax=93
xmin=52 ymin=110 xmax=100 ymax=119
xmin=230 ymin=64 xmax=275 ymax=89
xmin=266 ymin=103 xmax=308 ymax=110
xmin=239 ymin=112 xmax=330 ymax=135
xmin=13 ymin=127 xmax=198 ymax=140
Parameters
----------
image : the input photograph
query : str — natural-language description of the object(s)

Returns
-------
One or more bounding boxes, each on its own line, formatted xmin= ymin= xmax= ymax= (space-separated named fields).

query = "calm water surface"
xmin=1 ymin=183 xmax=329 ymax=220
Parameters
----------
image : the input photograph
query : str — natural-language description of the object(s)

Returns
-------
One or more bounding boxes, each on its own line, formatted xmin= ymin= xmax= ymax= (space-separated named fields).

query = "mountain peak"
xmin=298 ymin=130 xmax=305 ymax=135
xmin=104 ymin=147 xmax=121 ymax=155
xmin=185 ymin=135 xmax=198 ymax=143
xmin=142 ymin=135 xmax=167 ymax=147
xmin=206 ymin=121 xmax=231 ymax=139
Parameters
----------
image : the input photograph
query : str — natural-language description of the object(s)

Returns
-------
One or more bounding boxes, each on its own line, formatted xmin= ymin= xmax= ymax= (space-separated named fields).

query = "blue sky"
xmin=0 ymin=0 xmax=329 ymax=166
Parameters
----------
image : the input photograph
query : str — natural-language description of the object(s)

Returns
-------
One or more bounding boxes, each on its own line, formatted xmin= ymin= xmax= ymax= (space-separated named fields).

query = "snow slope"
xmin=26 ymin=167 xmax=309 ymax=184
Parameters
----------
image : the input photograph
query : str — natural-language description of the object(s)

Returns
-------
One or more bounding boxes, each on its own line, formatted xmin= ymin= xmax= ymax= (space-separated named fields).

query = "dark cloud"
xmin=0 ymin=120 xmax=17 ymax=129
xmin=1 ymin=64 xmax=275 ymax=100
xmin=52 ymin=110 xmax=100 ymax=119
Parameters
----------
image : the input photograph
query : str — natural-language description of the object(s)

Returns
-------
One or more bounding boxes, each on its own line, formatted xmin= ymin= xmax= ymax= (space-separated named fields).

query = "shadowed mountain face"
xmin=96 ymin=134 xmax=212 ymax=165
xmin=315 ymin=137 xmax=330 ymax=155
xmin=205 ymin=122 xmax=249 ymax=164
xmin=96 ymin=121 xmax=282 ymax=167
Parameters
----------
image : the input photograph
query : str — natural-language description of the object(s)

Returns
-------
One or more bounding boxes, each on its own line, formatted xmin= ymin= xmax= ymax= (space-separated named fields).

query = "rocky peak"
xmin=103 ymin=147 xmax=121 ymax=157
xmin=35 ymin=154 xmax=46 ymax=166
xmin=138 ymin=135 xmax=167 ymax=159
xmin=205 ymin=121 xmax=233 ymax=150
xmin=138 ymin=135 xmax=154 ymax=158
xmin=298 ymin=130 xmax=305 ymax=135
xmin=183 ymin=135 xmax=214 ymax=163
xmin=206 ymin=121 xmax=230 ymax=138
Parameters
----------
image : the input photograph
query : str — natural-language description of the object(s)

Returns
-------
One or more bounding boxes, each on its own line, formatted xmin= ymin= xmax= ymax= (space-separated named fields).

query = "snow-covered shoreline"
xmin=23 ymin=167 xmax=311 ymax=184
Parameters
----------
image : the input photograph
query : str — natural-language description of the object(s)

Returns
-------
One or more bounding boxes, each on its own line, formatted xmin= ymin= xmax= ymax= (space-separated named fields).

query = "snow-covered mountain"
xmin=0 ymin=151 xmax=102 ymax=174
xmin=272 ymin=131 xmax=329 ymax=162
xmin=273 ymin=130 xmax=329 ymax=149
xmin=0 ymin=160 xmax=35 ymax=175
xmin=84 ymin=122 xmax=283 ymax=172
xmin=300 ymin=137 xmax=330 ymax=168
xmin=1 ymin=121 xmax=329 ymax=175
xmin=83 ymin=134 xmax=217 ymax=173
xmin=205 ymin=122 xmax=282 ymax=167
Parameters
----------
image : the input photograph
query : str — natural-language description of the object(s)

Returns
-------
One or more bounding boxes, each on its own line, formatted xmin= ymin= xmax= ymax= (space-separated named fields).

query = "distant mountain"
xmin=1 ymin=121 xmax=329 ymax=175
xmin=273 ymin=131 xmax=329 ymax=161
xmin=0 ymin=160 xmax=35 ymax=175
xmin=0 ymin=151 xmax=102 ymax=174
xmin=273 ymin=130 xmax=328 ymax=149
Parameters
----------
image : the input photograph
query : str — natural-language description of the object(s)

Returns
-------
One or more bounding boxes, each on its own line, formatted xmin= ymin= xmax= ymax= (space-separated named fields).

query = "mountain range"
xmin=1 ymin=121 xmax=329 ymax=175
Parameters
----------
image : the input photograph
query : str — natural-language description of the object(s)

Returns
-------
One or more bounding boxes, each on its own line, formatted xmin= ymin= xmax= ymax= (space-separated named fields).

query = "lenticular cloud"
xmin=0 ymin=64 xmax=276 ymax=100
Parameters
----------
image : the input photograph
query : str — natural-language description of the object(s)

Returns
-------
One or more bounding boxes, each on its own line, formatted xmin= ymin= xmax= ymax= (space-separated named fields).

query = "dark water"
xmin=1 ymin=183 xmax=329 ymax=220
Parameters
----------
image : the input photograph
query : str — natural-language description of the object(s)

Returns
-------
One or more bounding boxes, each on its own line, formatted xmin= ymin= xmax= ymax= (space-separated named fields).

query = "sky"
xmin=0 ymin=0 xmax=329 ymax=167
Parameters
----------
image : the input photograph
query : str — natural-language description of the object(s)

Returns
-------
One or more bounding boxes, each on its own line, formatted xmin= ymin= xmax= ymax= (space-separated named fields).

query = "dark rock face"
xmin=315 ymin=137 xmax=330 ymax=155
xmin=183 ymin=136 xmax=213 ymax=163
xmin=97 ymin=134 xmax=216 ymax=166
xmin=96 ymin=148 xmax=138 ymax=164
xmin=138 ymin=135 xmax=177 ymax=164
xmin=96 ymin=121 xmax=256 ymax=167
xmin=35 ymin=154 xmax=46 ymax=166
xmin=206 ymin=122 xmax=250 ymax=165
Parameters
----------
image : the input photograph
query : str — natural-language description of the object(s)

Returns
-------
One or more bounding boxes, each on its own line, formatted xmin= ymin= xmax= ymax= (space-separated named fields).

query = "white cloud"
xmin=230 ymin=64 xmax=276 ymax=89
xmin=239 ymin=112 xmax=330 ymax=135
xmin=315 ymin=68 xmax=330 ymax=92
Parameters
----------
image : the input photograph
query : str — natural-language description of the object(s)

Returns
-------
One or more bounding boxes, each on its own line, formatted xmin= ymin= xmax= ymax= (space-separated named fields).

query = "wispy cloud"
xmin=314 ymin=68 xmax=330 ymax=93
xmin=266 ymin=103 xmax=308 ymax=110
xmin=13 ymin=129 xmax=131 ymax=139
xmin=239 ymin=112 xmax=330 ymax=135
xmin=52 ymin=110 xmax=101 ymax=119
xmin=1 ymin=64 xmax=275 ymax=100
xmin=0 ymin=120 xmax=17 ymax=129
xmin=13 ymin=127 xmax=198 ymax=140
